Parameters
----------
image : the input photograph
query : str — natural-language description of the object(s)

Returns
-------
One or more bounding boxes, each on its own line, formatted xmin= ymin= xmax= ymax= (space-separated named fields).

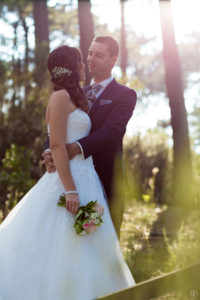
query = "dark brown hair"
xmin=93 ymin=36 xmax=119 ymax=57
xmin=47 ymin=46 xmax=88 ymax=112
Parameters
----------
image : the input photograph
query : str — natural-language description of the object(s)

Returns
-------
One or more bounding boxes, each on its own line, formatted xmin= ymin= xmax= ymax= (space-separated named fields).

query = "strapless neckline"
xmin=47 ymin=107 xmax=91 ymax=143
xmin=47 ymin=108 xmax=83 ymax=127
xmin=68 ymin=108 xmax=80 ymax=116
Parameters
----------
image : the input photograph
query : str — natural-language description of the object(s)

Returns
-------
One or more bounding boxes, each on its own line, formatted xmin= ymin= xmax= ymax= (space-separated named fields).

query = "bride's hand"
xmin=65 ymin=194 xmax=80 ymax=215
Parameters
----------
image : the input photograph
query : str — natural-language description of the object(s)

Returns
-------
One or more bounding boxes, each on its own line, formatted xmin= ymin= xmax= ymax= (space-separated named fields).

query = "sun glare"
xmin=171 ymin=0 xmax=200 ymax=42
xmin=94 ymin=0 xmax=200 ymax=45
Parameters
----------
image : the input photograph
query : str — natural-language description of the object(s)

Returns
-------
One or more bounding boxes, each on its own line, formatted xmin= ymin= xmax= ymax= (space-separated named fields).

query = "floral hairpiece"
xmin=52 ymin=66 xmax=72 ymax=78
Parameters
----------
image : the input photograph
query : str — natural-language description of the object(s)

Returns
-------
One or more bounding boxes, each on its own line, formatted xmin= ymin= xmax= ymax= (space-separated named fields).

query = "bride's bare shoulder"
xmin=50 ymin=89 xmax=70 ymax=102
xmin=46 ymin=89 xmax=70 ymax=123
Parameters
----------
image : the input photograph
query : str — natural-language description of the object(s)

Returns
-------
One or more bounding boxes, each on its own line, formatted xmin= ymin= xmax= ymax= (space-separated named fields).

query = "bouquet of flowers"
xmin=58 ymin=194 xmax=104 ymax=235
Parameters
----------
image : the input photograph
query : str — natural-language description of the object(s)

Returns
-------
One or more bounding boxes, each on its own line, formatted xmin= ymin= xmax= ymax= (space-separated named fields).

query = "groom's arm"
xmin=44 ymin=136 xmax=50 ymax=151
xmin=43 ymin=89 xmax=136 ymax=167
xmin=77 ymin=89 xmax=137 ymax=159
xmin=42 ymin=137 xmax=57 ymax=172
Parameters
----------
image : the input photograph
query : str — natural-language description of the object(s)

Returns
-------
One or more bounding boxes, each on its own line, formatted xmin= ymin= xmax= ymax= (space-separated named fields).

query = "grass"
xmin=120 ymin=200 xmax=200 ymax=286
xmin=120 ymin=200 xmax=166 ymax=282
xmin=150 ymin=291 xmax=199 ymax=300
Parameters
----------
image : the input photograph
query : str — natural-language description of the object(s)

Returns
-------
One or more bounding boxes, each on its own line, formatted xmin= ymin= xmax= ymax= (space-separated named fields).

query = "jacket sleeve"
xmin=44 ymin=136 xmax=50 ymax=151
xmin=78 ymin=89 xmax=137 ymax=159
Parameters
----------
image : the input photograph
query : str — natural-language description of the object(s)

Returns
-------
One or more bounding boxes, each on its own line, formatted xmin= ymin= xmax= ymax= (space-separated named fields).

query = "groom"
xmin=43 ymin=36 xmax=137 ymax=237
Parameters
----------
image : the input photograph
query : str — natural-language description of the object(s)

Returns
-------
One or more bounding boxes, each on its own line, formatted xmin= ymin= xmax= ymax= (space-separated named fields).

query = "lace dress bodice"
xmin=47 ymin=108 xmax=91 ymax=143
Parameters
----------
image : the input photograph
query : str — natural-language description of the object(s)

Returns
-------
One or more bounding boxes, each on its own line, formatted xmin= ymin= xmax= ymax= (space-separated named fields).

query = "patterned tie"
xmin=86 ymin=83 xmax=102 ymax=105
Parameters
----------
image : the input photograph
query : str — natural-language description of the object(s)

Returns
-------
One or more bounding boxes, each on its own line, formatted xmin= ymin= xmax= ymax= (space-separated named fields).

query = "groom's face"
xmin=87 ymin=41 xmax=117 ymax=78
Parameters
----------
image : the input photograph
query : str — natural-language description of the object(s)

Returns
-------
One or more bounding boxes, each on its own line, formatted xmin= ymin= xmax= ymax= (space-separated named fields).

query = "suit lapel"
xmin=89 ymin=79 xmax=118 ymax=117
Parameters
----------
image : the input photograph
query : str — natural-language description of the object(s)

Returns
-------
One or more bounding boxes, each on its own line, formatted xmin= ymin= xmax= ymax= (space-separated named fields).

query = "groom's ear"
xmin=111 ymin=56 xmax=118 ymax=68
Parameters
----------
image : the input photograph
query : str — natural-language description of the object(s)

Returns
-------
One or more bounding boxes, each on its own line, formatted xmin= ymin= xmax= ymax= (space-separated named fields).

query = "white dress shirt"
xmin=90 ymin=76 xmax=113 ymax=99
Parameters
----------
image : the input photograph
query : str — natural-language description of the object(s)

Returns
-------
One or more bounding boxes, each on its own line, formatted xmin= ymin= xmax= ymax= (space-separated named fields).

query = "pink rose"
xmin=83 ymin=223 xmax=89 ymax=229
xmin=94 ymin=204 xmax=104 ymax=216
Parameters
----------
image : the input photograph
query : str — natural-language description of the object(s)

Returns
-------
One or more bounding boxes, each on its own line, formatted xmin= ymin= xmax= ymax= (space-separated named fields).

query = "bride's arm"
xmin=48 ymin=90 xmax=80 ymax=214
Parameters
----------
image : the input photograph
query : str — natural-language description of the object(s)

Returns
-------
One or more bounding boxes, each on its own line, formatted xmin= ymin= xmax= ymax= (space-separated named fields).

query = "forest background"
xmin=0 ymin=0 xmax=200 ymax=292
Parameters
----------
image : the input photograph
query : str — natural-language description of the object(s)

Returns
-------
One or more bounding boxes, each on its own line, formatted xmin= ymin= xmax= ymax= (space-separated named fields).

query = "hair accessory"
xmin=52 ymin=66 xmax=72 ymax=78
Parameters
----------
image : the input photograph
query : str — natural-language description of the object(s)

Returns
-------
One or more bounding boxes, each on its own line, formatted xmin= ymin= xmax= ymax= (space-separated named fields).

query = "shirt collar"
xmin=90 ymin=76 xmax=113 ymax=89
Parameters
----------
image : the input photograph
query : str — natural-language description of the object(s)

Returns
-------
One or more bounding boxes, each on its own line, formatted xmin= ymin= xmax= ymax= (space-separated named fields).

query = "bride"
xmin=0 ymin=45 xmax=135 ymax=300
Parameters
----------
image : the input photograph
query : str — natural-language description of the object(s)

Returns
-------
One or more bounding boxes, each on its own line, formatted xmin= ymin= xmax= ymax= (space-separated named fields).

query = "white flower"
xmin=94 ymin=219 xmax=100 ymax=225
xmin=91 ymin=212 xmax=98 ymax=219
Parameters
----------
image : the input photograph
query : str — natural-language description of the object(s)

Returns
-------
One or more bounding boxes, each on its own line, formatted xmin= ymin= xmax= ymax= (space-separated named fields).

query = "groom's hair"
xmin=93 ymin=36 xmax=119 ymax=57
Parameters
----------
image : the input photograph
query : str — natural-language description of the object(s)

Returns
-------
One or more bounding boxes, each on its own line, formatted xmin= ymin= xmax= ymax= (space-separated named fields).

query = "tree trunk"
xmin=21 ymin=16 xmax=30 ymax=103
xmin=33 ymin=0 xmax=49 ymax=88
xmin=11 ymin=21 xmax=19 ymax=106
xmin=120 ymin=0 xmax=127 ymax=76
xmin=159 ymin=0 xmax=193 ymax=205
xmin=78 ymin=0 xmax=94 ymax=85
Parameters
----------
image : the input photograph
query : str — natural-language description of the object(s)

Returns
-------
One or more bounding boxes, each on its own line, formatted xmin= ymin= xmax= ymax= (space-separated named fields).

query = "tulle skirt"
xmin=0 ymin=157 xmax=135 ymax=300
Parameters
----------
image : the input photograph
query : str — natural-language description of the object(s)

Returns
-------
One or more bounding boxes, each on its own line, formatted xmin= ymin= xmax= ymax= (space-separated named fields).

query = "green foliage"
xmin=0 ymin=144 xmax=36 ymax=217
xmin=121 ymin=202 xmax=200 ymax=285
xmin=0 ymin=111 xmax=8 ymax=160
xmin=152 ymin=291 xmax=198 ymax=300
xmin=124 ymin=130 xmax=171 ymax=203
xmin=48 ymin=5 xmax=78 ymax=38
xmin=0 ymin=60 xmax=8 ymax=108
xmin=191 ymin=152 xmax=200 ymax=210
xmin=191 ymin=104 xmax=200 ymax=146
xmin=163 ymin=213 xmax=200 ymax=271
xmin=0 ymin=0 xmax=80 ymax=169
xmin=120 ymin=201 xmax=166 ymax=282
xmin=118 ymin=74 xmax=145 ymax=94
xmin=0 ymin=0 xmax=32 ymax=17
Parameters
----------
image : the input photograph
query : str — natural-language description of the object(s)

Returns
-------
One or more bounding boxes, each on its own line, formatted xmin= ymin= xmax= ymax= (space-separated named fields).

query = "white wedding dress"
xmin=0 ymin=108 xmax=135 ymax=300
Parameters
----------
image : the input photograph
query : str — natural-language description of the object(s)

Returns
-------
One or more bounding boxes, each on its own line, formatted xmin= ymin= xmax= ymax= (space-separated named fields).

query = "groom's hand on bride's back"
xmin=66 ymin=143 xmax=81 ymax=159
xmin=42 ymin=150 xmax=56 ymax=173
xmin=42 ymin=143 xmax=80 ymax=173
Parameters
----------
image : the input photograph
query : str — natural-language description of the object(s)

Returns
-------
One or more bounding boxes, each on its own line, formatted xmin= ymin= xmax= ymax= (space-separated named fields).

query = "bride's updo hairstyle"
xmin=47 ymin=45 xmax=88 ymax=112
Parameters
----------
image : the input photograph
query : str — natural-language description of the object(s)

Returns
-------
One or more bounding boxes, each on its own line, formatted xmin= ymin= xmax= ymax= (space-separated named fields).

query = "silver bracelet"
xmin=64 ymin=190 xmax=79 ymax=195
